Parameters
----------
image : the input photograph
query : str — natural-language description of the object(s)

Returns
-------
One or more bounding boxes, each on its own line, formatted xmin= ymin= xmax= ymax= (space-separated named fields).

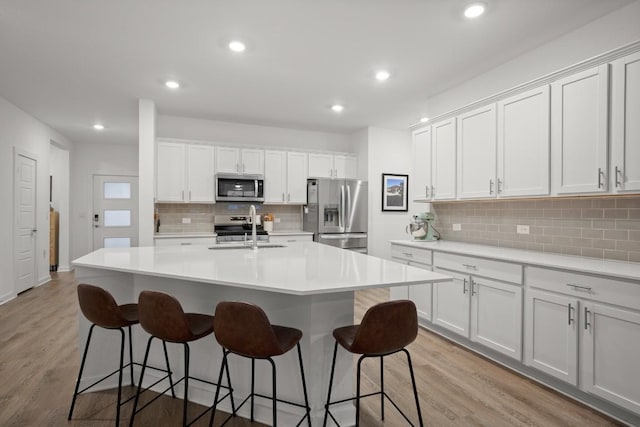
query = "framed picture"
xmin=381 ymin=173 xmax=408 ymax=211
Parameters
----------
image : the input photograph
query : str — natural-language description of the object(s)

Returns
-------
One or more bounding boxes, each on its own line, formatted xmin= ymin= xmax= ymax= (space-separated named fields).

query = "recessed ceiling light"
xmin=93 ymin=124 xmax=105 ymax=131
xmin=165 ymin=80 xmax=180 ymax=89
xmin=375 ymin=70 xmax=390 ymax=81
xmin=464 ymin=2 xmax=486 ymax=19
xmin=331 ymin=104 xmax=344 ymax=113
xmin=228 ymin=40 xmax=246 ymax=52
xmin=420 ymin=117 xmax=429 ymax=123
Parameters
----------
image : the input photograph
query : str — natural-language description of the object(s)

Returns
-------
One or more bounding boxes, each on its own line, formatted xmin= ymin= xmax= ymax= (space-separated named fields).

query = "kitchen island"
xmin=72 ymin=242 xmax=451 ymax=425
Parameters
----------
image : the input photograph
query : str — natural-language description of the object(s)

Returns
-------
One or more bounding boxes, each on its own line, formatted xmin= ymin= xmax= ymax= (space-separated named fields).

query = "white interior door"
xmin=14 ymin=153 xmax=37 ymax=293
xmin=93 ymin=175 xmax=139 ymax=250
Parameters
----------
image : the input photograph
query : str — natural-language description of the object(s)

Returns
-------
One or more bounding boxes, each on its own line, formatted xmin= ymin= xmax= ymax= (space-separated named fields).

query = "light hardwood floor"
xmin=0 ymin=272 xmax=622 ymax=426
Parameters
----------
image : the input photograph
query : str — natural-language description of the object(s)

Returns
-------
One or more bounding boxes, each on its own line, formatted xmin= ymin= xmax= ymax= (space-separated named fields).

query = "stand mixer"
xmin=406 ymin=212 xmax=439 ymax=241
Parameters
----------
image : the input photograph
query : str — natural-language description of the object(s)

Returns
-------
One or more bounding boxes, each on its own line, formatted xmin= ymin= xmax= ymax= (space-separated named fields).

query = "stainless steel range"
xmin=214 ymin=214 xmax=269 ymax=244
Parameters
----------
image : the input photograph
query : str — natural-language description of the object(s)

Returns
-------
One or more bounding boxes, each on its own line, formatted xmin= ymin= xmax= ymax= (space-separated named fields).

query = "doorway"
xmin=92 ymin=175 xmax=139 ymax=250
xmin=14 ymin=151 xmax=38 ymax=293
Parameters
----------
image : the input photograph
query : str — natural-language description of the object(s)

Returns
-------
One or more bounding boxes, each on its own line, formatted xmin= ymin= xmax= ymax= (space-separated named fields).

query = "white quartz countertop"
xmin=73 ymin=242 xmax=451 ymax=296
xmin=390 ymin=240 xmax=640 ymax=282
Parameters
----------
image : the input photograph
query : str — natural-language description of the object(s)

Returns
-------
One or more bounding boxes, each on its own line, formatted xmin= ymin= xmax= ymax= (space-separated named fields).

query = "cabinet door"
xmin=457 ymin=104 xmax=497 ymax=199
xmin=216 ymin=147 xmax=240 ymax=173
xmin=581 ymin=302 xmax=640 ymax=413
xmin=334 ymin=155 xmax=357 ymax=179
xmin=308 ymin=153 xmax=334 ymax=178
xmin=287 ymin=152 xmax=308 ymax=203
xmin=611 ymin=52 xmax=640 ymax=192
xmin=470 ymin=276 xmax=522 ymax=360
xmin=432 ymin=118 xmax=457 ymax=200
xmin=524 ymin=288 xmax=579 ymax=385
xmin=241 ymin=149 xmax=264 ymax=175
xmin=187 ymin=145 xmax=215 ymax=202
xmin=497 ymin=86 xmax=550 ymax=197
xmin=432 ymin=268 xmax=470 ymax=337
xmin=264 ymin=150 xmax=286 ymax=203
xmin=156 ymin=141 xmax=186 ymax=202
xmin=411 ymin=127 xmax=431 ymax=201
xmin=552 ymin=65 xmax=609 ymax=194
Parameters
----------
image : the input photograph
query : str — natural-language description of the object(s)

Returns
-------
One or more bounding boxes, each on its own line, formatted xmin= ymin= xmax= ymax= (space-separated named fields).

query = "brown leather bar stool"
xmin=209 ymin=301 xmax=311 ymax=427
xmin=323 ymin=300 xmax=424 ymax=427
xmin=129 ymin=290 xmax=233 ymax=427
xmin=68 ymin=284 xmax=173 ymax=427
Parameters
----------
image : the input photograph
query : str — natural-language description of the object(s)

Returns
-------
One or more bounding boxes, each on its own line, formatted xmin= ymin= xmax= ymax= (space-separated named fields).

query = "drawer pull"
xmin=463 ymin=278 xmax=468 ymax=294
xmin=403 ymin=252 xmax=414 ymax=257
xmin=567 ymin=303 xmax=574 ymax=325
xmin=565 ymin=284 xmax=592 ymax=293
xmin=180 ymin=243 xmax=192 ymax=245
xmin=462 ymin=263 xmax=477 ymax=270
xmin=584 ymin=307 xmax=591 ymax=330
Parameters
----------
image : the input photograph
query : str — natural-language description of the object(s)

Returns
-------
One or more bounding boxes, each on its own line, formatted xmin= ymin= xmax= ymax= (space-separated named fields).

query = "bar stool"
xmin=68 ymin=284 xmax=173 ymax=427
xmin=323 ymin=300 xmax=424 ymax=427
xmin=129 ymin=290 xmax=233 ymax=427
xmin=209 ymin=301 xmax=311 ymax=427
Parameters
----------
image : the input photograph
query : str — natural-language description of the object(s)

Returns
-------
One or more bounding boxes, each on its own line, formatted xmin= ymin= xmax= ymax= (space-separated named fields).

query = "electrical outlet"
xmin=182 ymin=217 xmax=191 ymax=224
xmin=453 ymin=223 xmax=462 ymax=231
xmin=274 ymin=217 xmax=281 ymax=223
xmin=517 ymin=224 xmax=530 ymax=235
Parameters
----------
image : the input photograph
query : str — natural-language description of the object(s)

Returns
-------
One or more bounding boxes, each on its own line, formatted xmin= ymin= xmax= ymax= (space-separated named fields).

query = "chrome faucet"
xmin=249 ymin=204 xmax=258 ymax=250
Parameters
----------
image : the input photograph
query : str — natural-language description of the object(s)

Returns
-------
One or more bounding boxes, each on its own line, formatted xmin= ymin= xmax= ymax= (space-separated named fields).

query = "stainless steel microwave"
xmin=216 ymin=174 xmax=264 ymax=202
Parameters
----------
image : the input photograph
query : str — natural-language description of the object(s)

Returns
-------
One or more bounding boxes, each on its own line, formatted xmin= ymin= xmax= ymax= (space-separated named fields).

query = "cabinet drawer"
xmin=434 ymin=252 xmax=522 ymax=284
xmin=526 ymin=267 xmax=640 ymax=309
xmin=269 ymin=234 xmax=313 ymax=243
xmin=390 ymin=245 xmax=432 ymax=266
xmin=154 ymin=237 xmax=217 ymax=247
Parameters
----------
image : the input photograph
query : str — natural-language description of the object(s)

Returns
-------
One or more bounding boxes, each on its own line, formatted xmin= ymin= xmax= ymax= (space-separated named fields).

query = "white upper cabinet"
xmin=497 ymin=86 xmax=551 ymax=197
xmin=216 ymin=147 xmax=264 ymax=175
xmin=431 ymin=118 xmax=457 ymax=200
xmin=611 ymin=51 xmax=640 ymax=193
xmin=156 ymin=141 xmax=215 ymax=203
xmin=552 ymin=64 xmax=609 ymax=194
xmin=411 ymin=127 xmax=432 ymax=201
xmin=264 ymin=150 xmax=308 ymax=204
xmin=457 ymin=105 xmax=497 ymax=199
xmin=287 ymin=151 xmax=309 ymax=203
xmin=308 ymin=153 xmax=356 ymax=179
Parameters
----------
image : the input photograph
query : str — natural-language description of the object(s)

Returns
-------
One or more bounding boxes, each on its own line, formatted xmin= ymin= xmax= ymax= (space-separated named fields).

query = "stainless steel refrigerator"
xmin=303 ymin=178 xmax=368 ymax=252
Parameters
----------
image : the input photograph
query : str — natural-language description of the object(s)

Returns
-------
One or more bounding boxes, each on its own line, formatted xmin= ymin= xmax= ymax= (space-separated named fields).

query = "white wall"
xmin=0 ymin=95 xmax=73 ymax=303
xmin=424 ymin=1 xmax=640 ymax=119
xmin=351 ymin=128 xmax=368 ymax=181
xmin=70 ymin=143 xmax=138 ymax=260
xmin=361 ymin=127 xmax=412 ymax=259
xmin=158 ymin=115 xmax=354 ymax=153
xmin=50 ymin=143 xmax=70 ymax=271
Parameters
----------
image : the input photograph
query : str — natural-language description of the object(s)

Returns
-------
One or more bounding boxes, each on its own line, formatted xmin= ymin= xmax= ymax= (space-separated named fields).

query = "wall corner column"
xmin=138 ymin=99 xmax=156 ymax=247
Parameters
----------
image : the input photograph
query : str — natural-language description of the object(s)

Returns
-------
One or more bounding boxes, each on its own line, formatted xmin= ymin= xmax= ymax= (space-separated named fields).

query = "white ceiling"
xmin=0 ymin=0 xmax=634 ymax=145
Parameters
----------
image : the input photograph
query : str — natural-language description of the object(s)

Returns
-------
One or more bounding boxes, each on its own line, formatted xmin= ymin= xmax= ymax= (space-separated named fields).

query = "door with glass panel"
xmin=93 ymin=175 xmax=138 ymax=250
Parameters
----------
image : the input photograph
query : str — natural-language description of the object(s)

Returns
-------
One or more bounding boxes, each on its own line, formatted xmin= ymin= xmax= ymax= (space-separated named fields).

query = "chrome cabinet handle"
xmin=189 ymin=190 xmax=191 ymax=201
xmin=180 ymin=242 xmax=192 ymax=245
xmin=287 ymin=193 xmax=290 ymax=202
xmin=489 ymin=179 xmax=494 ymax=195
xmin=425 ymin=185 xmax=429 ymax=200
xmin=565 ymin=284 xmax=592 ymax=293
xmin=471 ymin=278 xmax=477 ymax=296
xmin=431 ymin=185 xmax=435 ymax=199
xmin=615 ymin=166 xmax=622 ymax=188
xmin=282 ymin=193 xmax=285 ymax=202
xmin=568 ymin=303 xmax=574 ymax=325
xmin=584 ymin=307 xmax=591 ymax=330
xmin=462 ymin=263 xmax=477 ymax=270
xmin=402 ymin=252 xmax=413 ymax=257
xmin=597 ymin=168 xmax=605 ymax=188
xmin=463 ymin=278 xmax=468 ymax=294
xmin=497 ymin=178 xmax=503 ymax=194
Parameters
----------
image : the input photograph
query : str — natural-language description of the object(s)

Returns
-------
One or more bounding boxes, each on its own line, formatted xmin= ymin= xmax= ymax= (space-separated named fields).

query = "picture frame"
xmin=381 ymin=173 xmax=408 ymax=211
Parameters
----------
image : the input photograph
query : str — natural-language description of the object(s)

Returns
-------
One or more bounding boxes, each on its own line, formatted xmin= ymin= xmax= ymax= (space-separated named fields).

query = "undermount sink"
xmin=208 ymin=243 xmax=286 ymax=250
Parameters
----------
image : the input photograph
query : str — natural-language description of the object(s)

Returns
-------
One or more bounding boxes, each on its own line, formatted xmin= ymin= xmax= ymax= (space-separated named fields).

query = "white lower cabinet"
xmin=432 ymin=269 xmax=470 ymax=335
xmin=268 ymin=234 xmax=313 ymax=243
xmin=390 ymin=244 xmax=433 ymax=321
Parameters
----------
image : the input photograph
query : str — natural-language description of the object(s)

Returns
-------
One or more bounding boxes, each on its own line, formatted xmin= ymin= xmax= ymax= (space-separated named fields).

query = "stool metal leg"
xmin=403 ymin=348 xmax=424 ymax=427
xmin=129 ymin=335 xmax=153 ymax=427
xmin=380 ymin=356 xmax=384 ymax=421
xmin=128 ymin=325 xmax=135 ymax=386
xmin=115 ymin=328 xmax=125 ymax=427
xmin=356 ymin=355 xmax=365 ymax=427
xmin=322 ymin=341 xmax=339 ymax=427
xmin=296 ymin=343 xmax=312 ymax=427
xmin=250 ymin=357 xmax=255 ymax=422
xmin=163 ymin=340 xmax=176 ymax=398
xmin=183 ymin=343 xmax=190 ymax=427
xmin=68 ymin=323 xmax=96 ymax=420
xmin=209 ymin=348 xmax=229 ymax=427
xmin=268 ymin=357 xmax=277 ymax=427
